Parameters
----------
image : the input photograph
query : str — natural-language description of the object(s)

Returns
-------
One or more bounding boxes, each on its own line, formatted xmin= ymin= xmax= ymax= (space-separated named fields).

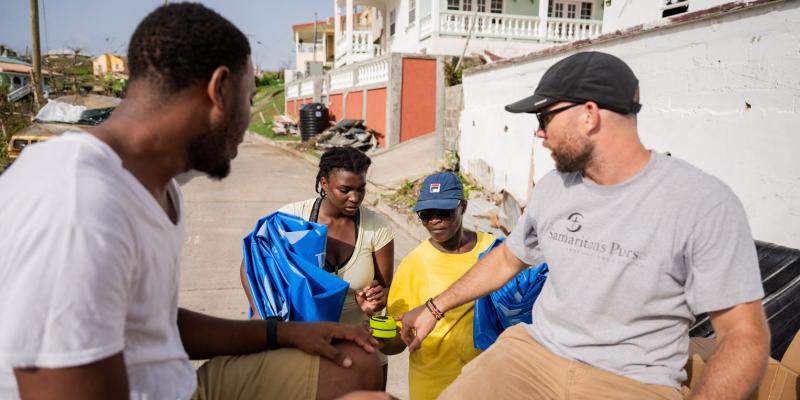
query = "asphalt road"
xmin=177 ymin=133 xmax=415 ymax=399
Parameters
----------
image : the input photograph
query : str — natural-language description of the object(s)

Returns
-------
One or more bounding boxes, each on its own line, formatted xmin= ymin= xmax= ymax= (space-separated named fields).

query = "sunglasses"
xmin=417 ymin=208 xmax=457 ymax=222
xmin=535 ymin=103 xmax=581 ymax=131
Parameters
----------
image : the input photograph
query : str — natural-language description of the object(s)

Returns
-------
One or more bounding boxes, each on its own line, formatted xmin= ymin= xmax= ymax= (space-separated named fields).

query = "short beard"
xmin=185 ymin=120 xmax=232 ymax=180
xmin=553 ymin=140 xmax=594 ymax=173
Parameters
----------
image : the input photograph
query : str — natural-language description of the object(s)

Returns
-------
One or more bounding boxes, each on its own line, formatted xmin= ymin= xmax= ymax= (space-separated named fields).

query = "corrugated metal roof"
xmin=0 ymin=55 xmax=31 ymax=66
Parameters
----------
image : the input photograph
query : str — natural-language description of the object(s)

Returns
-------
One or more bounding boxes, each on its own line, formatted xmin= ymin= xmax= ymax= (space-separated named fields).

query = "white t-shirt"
xmin=0 ymin=132 xmax=196 ymax=399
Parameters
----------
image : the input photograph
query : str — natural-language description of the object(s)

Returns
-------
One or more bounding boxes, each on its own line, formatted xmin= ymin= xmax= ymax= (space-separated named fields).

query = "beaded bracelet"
xmin=425 ymin=298 xmax=445 ymax=320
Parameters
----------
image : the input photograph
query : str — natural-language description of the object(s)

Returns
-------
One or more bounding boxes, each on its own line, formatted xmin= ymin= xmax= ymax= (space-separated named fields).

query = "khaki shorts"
xmin=192 ymin=348 xmax=319 ymax=400
xmin=439 ymin=325 xmax=683 ymax=400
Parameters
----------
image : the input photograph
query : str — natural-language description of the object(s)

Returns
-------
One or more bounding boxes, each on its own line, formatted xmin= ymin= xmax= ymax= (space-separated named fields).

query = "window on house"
xmin=476 ymin=0 xmax=487 ymax=12
xmin=447 ymin=0 xmax=460 ymax=10
xmin=548 ymin=2 xmax=564 ymax=18
xmin=662 ymin=0 xmax=689 ymax=17
xmin=409 ymin=0 xmax=416 ymax=24
xmin=490 ymin=0 xmax=503 ymax=13
xmin=390 ymin=9 xmax=396 ymax=36
xmin=567 ymin=3 xmax=577 ymax=18
xmin=580 ymin=2 xmax=592 ymax=19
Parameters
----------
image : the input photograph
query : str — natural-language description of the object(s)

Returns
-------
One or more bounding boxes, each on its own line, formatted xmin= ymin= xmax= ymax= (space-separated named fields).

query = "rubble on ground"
xmin=272 ymin=114 xmax=299 ymax=136
xmin=315 ymin=119 xmax=377 ymax=151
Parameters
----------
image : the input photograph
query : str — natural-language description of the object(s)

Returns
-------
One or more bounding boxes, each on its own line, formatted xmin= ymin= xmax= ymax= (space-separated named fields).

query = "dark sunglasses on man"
xmin=417 ymin=208 xmax=457 ymax=222
xmin=535 ymin=103 xmax=582 ymax=131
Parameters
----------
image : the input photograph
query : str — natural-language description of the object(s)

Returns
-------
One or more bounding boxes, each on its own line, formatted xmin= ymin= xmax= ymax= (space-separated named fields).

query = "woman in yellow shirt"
xmin=382 ymin=172 xmax=496 ymax=400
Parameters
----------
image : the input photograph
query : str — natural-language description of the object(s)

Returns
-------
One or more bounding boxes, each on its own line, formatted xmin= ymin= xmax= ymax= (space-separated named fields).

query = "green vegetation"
xmin=45 ymin=54 xmax=96 ymax=94
xmin=249 ymin=79 xmax=299 ymax=142
xmin=0 ymin=86 xmax=33 ymax=172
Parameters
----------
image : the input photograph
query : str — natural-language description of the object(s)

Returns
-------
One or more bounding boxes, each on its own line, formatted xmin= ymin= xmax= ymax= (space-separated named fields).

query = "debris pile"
xmin=272 ymin=114 xmax=299 ymax=136
xmin=315 ymin=119 xmax=377 ymax=152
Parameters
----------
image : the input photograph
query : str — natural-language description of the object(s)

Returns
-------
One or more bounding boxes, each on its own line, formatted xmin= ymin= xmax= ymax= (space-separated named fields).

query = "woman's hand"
xmin=355 ymin=280 xmax=386 ymax=316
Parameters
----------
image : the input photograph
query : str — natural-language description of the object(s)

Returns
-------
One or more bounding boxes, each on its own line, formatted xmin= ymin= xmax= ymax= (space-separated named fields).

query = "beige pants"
xmin=192 ymin=348 xmax=319 ymax=400
xmin=439 ymin=325 xmax=683 ymax=400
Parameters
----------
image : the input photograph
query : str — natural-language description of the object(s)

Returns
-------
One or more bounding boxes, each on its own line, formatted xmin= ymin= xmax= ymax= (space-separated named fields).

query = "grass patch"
xmin=248 ymin=83 xmax=298 ymax=141
xmin=250 ymin=121 xmax=300 ymax=141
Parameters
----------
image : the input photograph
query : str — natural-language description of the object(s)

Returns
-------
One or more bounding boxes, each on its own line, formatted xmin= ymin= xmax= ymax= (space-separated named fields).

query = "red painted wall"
xmin=400 ymin=58 xmax=437 ymax=142
xmin=366 ymin=88 xmax=387 ymax=148
xmin=329 ymin=94 xmax=343 ymax=122
xmin=287 ymin=100 xmax=297 ymax=117
xmin=345 ymin=91 xmax=364 ymax=120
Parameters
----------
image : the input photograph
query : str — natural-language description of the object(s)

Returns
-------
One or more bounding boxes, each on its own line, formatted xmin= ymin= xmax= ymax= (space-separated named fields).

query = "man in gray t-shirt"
xmin=398 ymin=52 xmax=770 ymax=399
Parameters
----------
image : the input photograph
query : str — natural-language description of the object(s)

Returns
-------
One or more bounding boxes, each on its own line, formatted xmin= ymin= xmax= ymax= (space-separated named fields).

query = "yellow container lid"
xmin=369 ymin=316 xmax=397 ymax=339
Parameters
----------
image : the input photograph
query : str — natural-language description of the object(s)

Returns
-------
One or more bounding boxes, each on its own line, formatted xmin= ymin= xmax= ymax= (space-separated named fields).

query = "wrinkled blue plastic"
xmin=473 ymin=238 xmax=549 ymax=350
xmin=243 ymin=211 xmax=349 ymax=322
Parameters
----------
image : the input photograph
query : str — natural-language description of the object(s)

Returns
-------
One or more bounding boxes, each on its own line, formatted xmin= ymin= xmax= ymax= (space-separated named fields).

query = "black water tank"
xmin=299 ymin=103 xmax=329 ymax=141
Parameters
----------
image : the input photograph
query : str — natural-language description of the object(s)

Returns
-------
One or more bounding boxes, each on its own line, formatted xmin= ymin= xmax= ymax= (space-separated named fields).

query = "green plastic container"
xmin=369 ymin=316 xmax=397 ymax=339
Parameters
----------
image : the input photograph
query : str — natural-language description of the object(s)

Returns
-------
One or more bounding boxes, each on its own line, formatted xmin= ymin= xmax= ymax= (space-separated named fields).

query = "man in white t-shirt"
xmin=0 ymin=4 xmax=382 ymax=400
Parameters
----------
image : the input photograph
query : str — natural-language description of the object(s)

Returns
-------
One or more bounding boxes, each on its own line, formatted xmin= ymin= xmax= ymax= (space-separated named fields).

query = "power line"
xmin=40 ymin=0 xmax=49 ymax=51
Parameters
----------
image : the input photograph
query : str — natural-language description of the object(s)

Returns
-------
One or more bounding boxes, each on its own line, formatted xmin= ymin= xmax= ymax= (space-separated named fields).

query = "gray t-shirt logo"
xmin=566 ymin=212 xmax=583 ymax=232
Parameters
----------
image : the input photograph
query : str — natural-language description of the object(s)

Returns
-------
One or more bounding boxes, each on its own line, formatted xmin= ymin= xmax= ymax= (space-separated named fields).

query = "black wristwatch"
xmin=266 ymin=317 xmax=281 ymax=350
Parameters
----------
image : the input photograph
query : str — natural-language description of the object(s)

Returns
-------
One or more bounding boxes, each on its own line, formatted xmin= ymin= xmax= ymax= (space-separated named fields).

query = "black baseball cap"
xmin=505 ymin=52 xmax=642 ymax=115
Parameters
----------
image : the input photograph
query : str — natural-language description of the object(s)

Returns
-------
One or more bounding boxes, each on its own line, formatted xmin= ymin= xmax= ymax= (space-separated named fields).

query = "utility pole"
xmin=30 ymin=0 xmax=45 ymax=111
xmin=313 ymin=11 xmax=318 ymax=63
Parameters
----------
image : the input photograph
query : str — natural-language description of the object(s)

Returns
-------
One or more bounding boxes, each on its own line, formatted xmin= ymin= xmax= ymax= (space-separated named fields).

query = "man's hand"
xmin=278 ymin=321 xmax=379 ymax=368
xmin=356 ymin=280 xmax=387 ymax=316
xmin=397 ymin=304 xmax=438 ymax=352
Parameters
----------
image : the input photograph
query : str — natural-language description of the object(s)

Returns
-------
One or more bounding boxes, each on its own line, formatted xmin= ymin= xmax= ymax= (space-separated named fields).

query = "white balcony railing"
xmin=327 ymin=55 xmax=390 ymax=93
xmin=437 ymin=10 xmax=601 ymax=42
xmin=351 ymin=31 xmax=373 ymax=54
xmin=547 ymin=18 xmax=603 ymax=42
xmin=330 ymin=69 xmax=355 ymax=92
xmin=335 ymin=30 xmax=377 ymax=67
xmin=357 ymin=58 xmax=389 ymax=87
xmin=439 ymin=10 xmax=543 ymax=40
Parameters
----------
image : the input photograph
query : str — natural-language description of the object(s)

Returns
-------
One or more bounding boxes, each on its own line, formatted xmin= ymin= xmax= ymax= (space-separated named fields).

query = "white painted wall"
xmin=460 ymin=0 xmax=800 ymax=247
xmin=428 ymin=37 xmax=554 ymax=59
xmin=603 ymin=0 xmax=740 ymax=33
xmin=385 ymin=0 xmax=428 ymax=53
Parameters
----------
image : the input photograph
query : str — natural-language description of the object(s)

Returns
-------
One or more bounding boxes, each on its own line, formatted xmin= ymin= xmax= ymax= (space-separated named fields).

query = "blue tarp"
xmin=243 ymin=211 xmax=349 ymax=322
xmin=473 ymin=238 xmax=549 ymax=350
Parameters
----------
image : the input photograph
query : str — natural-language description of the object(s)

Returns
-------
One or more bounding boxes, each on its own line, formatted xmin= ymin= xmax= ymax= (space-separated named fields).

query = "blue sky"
xmin=0 ymin=0 xmax=333 ymax=71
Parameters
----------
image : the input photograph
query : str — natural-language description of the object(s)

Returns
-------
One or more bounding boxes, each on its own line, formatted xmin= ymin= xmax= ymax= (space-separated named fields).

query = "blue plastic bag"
xmin=243 ymin=211 xmax=349 ymax=322
xmin=473 ymin=238 xmax=549 ymax=350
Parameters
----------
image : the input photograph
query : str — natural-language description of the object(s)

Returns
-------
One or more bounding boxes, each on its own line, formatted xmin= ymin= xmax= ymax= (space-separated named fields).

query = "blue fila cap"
xmin=413 ymin=172 xmax=465 ymax=212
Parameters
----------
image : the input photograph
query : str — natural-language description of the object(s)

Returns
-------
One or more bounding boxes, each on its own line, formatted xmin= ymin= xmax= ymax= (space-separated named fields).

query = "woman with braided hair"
xmin=240 ymin=146 xmax=395 ymax=385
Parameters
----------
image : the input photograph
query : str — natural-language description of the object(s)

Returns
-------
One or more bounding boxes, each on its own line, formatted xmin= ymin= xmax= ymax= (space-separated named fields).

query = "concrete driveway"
xmin=178 ymin=133 xmax=415 ymax=399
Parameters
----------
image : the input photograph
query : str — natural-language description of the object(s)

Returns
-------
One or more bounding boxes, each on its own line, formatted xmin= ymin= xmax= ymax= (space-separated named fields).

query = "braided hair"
xmin=315 ymin=147 xmax=372 ymax=197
